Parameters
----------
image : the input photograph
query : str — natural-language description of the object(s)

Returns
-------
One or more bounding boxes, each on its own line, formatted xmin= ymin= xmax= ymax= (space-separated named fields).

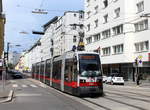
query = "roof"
xmin=43 ymin=16 xmax=58 ymax=31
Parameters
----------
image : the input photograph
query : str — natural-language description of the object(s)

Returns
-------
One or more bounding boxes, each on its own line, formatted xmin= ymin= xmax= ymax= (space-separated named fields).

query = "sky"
xmin=3 ymin=0 xmax=84 ymax=53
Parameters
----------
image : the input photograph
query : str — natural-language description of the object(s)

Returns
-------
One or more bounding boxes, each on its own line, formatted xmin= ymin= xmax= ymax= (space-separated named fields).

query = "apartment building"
xmin=8 ymin=52 xmax=21 ymax=65
xmin=52 ymin=11 xmax=84 ymax=56
xmin=84 ymin=0 xmax=150 ymax=80
xmin=18 ymin=11 xmax=84 ymax=71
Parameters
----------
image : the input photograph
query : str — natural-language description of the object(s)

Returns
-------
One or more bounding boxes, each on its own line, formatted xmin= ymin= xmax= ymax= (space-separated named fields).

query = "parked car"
xmin=8 ymin=70 xmax=23 ymax=79
xmin=102 ymin=75 xmax=108 ymax=83
xmin=106 ymin=73 xmax=124 ymax=85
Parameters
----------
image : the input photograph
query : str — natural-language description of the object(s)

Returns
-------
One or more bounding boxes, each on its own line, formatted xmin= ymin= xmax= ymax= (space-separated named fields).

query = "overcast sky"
xmin=3 ymin=0 xmax=84 ymax=52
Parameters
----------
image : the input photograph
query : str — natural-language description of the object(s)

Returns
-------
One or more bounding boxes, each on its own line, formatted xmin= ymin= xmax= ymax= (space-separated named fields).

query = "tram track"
xmin=37 ymin=83 xmax=113 ymax=110
xmin=105 ymin=89 xmax=150 ymax=98
xmin=81 ymin=98 xmax=112 ymax=110
xmin=29 ymin=78 xmax=150 ymax=110
xmin=105 ymin=91 xmax=150 ymax=103
xmin=81 ymin=94 xmax=148 ymax=110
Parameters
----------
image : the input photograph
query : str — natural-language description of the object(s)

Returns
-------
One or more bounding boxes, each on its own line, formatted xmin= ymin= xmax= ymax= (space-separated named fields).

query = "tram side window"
xmin=35 ymin=63 xmax=40 ymax=78
xmin=40 ymin=62 xmax=44 ymax=75
xmin=73 ymin=61 xmax=77 ymax=82
xmin=36 ymin=64 xmax=39 ymax=74
xmin=32 ymin=65 xmax=35 ymax=74
xmin=53 ymin=61 xmax=62 ymax=80
xmin=32 ymin=65 xmax=36 ymax=78
xmin=65 ymin=59 xmax=73 ymax=82
xmin=45 ymin=60 xmax=51 ymax=78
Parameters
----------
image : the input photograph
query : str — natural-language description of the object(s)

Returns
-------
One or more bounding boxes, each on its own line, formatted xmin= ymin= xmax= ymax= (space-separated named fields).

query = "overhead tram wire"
xmin=16 ymin=5 xmax=68 ymax=13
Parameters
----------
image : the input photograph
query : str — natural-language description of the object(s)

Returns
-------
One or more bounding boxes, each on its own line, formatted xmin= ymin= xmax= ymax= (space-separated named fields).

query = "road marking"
xmin=30 ymin=84 xmax=37 ymax=88
xmin=40 ymin=83 xmax=46 ymax=88
xmin=16 ymin=93 xmax=42 ymax=97
xmin=12 ymin=84 xmax=18 ymax=88
xmin=10 ymin=80 xmax=16 ymax=83
xmin=22 ymin=85 xmax=28 ymax=88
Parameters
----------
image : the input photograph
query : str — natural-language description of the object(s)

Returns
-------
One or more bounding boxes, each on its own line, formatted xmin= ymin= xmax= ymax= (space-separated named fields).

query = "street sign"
xmin=138 ymin=55 xmax=143 ymax=59
xmin=138 ymin=59 xmax=143 ymax=67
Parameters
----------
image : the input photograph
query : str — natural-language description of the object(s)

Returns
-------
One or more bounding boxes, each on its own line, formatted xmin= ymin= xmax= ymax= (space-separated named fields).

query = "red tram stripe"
xmin=32 ymin=74 xmax=101 ymax=88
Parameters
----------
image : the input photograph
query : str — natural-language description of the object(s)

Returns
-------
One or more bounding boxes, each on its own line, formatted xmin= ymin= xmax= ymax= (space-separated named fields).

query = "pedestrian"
xmin=136 ymin=74 xmax=141 ymax=85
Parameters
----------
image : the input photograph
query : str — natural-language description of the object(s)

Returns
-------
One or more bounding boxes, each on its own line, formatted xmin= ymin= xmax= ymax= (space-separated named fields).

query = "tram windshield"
xmin=79 ymin=54 xmax=102 ymax=77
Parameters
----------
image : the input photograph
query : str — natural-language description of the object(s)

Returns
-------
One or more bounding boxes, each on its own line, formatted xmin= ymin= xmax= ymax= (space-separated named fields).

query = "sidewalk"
xmin=124 ymin=80 xmax=150 ymax=88
xmin=0 ymin=72 xmax=14 ymax=103
xmin=0 ymin=82 xmax=14 ymax=103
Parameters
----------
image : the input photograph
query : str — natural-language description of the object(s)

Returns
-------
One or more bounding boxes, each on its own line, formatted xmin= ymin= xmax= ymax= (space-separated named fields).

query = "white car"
xmin=106 ymin=73 xmax=124 ymax=85
xmin=102 ymin=75 xmax=107 ymax=83
xmin=111 ymin=76 xmax=124 ymax=85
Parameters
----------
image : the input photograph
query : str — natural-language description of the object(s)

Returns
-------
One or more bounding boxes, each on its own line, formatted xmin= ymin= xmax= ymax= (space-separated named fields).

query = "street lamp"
xmin=32 ymin=9 xmax=48 ymax=15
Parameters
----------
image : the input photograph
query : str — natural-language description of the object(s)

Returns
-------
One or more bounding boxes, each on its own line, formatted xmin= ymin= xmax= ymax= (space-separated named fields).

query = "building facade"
xmin=52 ymin=11 xmax=84 ymax=56
xmin=84 ymin=0 xmax=150 ymax=81
xmin=17 ymin=11 xmax=84 ymax=72
xmin=8 ymin=52 xmax=21 ymax=65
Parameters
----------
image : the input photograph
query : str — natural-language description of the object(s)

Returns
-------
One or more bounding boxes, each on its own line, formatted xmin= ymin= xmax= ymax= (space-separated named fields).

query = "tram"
xmin=32 ymin=51 xmax=103 ymax=96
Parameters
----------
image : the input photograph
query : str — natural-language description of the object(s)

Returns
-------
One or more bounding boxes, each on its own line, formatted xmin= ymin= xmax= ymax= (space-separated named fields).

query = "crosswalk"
xmin=12 ymin=84 xmax=38 ymax=88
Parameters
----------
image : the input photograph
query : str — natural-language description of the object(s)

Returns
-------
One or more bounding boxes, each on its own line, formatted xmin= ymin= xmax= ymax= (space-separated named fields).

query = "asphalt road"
xmin=0 ymin=78 xmax=150 ymax=110
xmin=0 ymin=78 xmax=92 ymax=110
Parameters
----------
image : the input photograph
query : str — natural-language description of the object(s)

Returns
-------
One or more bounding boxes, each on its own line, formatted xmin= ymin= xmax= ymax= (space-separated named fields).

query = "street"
xmin=84 ymin=84 xmax=150 ymax=110
xmin=0 ymin=78 xmax=92 ymax=110
xmin=0 ymin=77 xmax=150 ymax=110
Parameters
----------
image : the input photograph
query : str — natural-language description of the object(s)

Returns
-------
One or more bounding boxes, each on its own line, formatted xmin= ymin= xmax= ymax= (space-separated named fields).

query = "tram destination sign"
xmin=80 ymin=55 xmax=96 ymax=60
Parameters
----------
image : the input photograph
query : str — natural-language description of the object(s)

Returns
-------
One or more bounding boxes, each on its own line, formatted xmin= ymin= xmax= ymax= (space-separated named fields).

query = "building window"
xmin=94 ymin=5 xmax=99 ymax=14
xmin=102 ymin=29 xmax=111 ymax=39
xmin=113 ymin=44 xmax=124 ymax=54
xmin=87 ymin=11 xmax=91 ymax=19
xmin=104 ymin=14 xmax=108 ymax=23
xmin=102 ymin=47 xmax=111 ymax=56
xmin=86 ymin=0 xmax=90 ymax=7
xmin=103 ymin=0 xmax=108 ymax=8
xmin=72 ymin=25 xmax=76 ymax=30
xmin=93 ymin=33 xmax=101 ymax=42
xmin=86 ymin=37 xmax=92 ymax=44
xmin=137 ymin=1 xmax=144 ymax=13
xmin=112 ymin=24 xmax=123 ymax=35
xmin=135 ymin=41 xmax=149 ymax=52
xmin=94 ymin=19 xmax=98 ymax=28
xmin=73 ymin=36 xmax=77 ymax=43
xmin=134 ymin=19 xmax=148 ymax=32
xmin=87 ymin=24 xmax=90 ymax=31
xmin=79 ymin=12 xmax=84 ymax=19
xmin=114 ymin=8 xmax=120 ymax=18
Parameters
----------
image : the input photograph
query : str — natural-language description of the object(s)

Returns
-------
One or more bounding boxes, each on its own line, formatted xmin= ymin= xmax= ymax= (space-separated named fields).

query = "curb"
xmin=0 ymin=90 xmax=14 ymax=103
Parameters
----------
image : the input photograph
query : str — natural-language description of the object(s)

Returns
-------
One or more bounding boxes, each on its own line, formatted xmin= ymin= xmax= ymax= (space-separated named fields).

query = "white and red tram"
xmin=32 ymin=51 xmax=103 ymax=96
